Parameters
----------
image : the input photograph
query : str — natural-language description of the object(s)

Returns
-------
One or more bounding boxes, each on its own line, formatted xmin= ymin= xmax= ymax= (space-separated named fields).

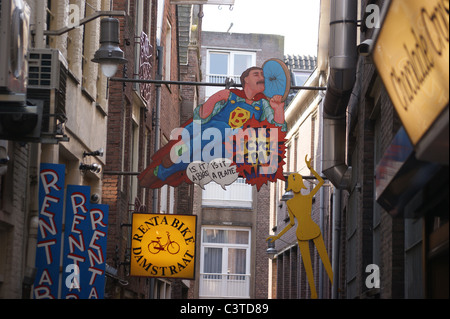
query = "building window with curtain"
xmin=199 ymin=227 xmax=251 ymax=298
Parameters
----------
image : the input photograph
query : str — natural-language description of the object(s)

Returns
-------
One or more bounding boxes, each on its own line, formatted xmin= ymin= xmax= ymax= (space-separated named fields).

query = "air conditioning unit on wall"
xmin=0 ymin=0 xmax=43 ymax=142
xmin=0 ymin=0 xmax=30 ymax=102
xmin=27 ymin=48 xmax=69 ymax=144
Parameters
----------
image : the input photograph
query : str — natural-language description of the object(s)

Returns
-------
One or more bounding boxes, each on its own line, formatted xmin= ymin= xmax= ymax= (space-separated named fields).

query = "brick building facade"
xmin=0 ymin=0 xmax=203 ymax=300
xmin=102 ymin=0 xmax=155 ymax=299
xmin=268 ymin=0 xmax=448 ymax=300
xmin=103 ymin=1 xmax=203 ymax=299
xmin=1 ymin=0 xmax=112 ymax=298
xmin=0 ymin=142 xmax=34 ymax=298
xmin=339 ymin=0 xmax=448 ymax=299
xmin=268 ymin=52 xmax=327 ymax=299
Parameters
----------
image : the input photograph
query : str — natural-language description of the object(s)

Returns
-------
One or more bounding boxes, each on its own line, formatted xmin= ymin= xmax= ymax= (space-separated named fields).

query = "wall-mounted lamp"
xmin=43 ymin=11 xmax=127 ymax=78
xmin=83 ymin=148 xmax=104 ymax=158
xmin=92 ymin=18 xmax=128 ymax=77
xmin=357 ymin=39 xmax=374 ymax=57
xmin=280 ymin=190 xmax=294 ymax=202
xmin=91 ymin=193 xmax=100 ymax=204
xmin=266 ymin=240 xmax=277 ymax=260
xmin=79 ymin=163 xmax=102 ymax=174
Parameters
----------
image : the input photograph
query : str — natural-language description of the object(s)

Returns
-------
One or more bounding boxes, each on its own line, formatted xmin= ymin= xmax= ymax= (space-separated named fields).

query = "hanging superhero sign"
xmin=138 ymin=58 xmax=289 ymax=191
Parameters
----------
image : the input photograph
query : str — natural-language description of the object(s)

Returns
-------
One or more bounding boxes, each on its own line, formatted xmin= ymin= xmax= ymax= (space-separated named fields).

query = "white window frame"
xmin=206 ymin=49 xmax=256 ymax=84
xmin=153 ymin=278 xmax=171 ymax=299
xmin=133 ymin=0 xmax=144 ymax=92
xmin=205 ymin=49 xmax=256 ymax=100
xmin=199 ymin=227 xmax=251 ymax=299
xmin=130 ymin=120 xmax=140 ymax=203
xmin=164 ymin=20 xmax=172 ymax=81
xmin=293 ymin=70 xmax=313 ymax=86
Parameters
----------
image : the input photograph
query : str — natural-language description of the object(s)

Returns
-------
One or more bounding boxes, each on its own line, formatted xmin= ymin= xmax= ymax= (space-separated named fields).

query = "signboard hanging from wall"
xmin=373 ymin=0 xmax=449 ymax=147
xmin=131 ymin=213 xmax=197 ymax=279
xmin=33 ymin=163 xmax=65 ymax=299
xmin=138 ymin=58 xmax=289 ymax=191
xmin=139 ymin=31 xmax=152 ymax=104
xmin=61 ymin=186 xmax=109 ymax=299
xmin=33 ymin=163 xmax=109 ymax=299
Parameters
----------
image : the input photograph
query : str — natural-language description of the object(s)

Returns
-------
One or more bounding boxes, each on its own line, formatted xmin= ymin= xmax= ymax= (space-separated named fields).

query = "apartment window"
xmin=207 ymin=50 xmax=255 ymax=84
xmin=286 ymin=143 xmax=292 ymax=173
xmin=169 ymin=186 xmax=175 ymax=213
xmin=153 ymin=279 xmax=171 ymax=299
xmin=159 ymin=185 xmax=175 ymax=214
xmin=200 ymin=227 xmax=251 ymax=298
xmin=130 ymin=121 xmax=140 ymax=203
xmin=135 ymin=0 xmax=144 ymax=35
xmin=209 ymin=52 xmax=228 ymax=80
xmin=202 ymin=178 xmax=252 ymax=208
xmin=133 ymin=0 xmax=144 ymax=92
xmin=156 ymin=0 xmax=165 ymax=45
xmin=206 ymin=50 xmax=256 ymax=99
xmin=160 ymin=185 xmax=168 ymax=213
xmin=67 ymin=0 xmax=79 ymax=73
xmin=164 ymin=21 xmax=172 ymax=81
xmin=81 ymin=1 xmax=100 ymax=93
xmin=147 ymin=1 xmax=153 ymax=37
xmin=293 ymin=70 xmax=311 ymax=86
xmin=46 ymin=0 xmax=55 ymax=47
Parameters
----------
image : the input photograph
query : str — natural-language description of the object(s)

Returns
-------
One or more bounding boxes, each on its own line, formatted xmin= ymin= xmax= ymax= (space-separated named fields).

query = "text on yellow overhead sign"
xmin=373 ymin=0 xmax=449 ymax=145
xmin=131 ymin=213 xmax=197 ymax=279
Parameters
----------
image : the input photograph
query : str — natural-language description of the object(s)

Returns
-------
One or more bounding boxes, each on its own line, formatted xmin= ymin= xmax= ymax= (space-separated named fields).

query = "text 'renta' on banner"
xmin=33 ymin=163 xmax=109 ymax=299
xmin=34 ymin=163 xmax=66 ymax=299
xmin=61 ymin=185 xmax=109 ymax=299
xmin=131 ymin=213 xmax=197 ymax=279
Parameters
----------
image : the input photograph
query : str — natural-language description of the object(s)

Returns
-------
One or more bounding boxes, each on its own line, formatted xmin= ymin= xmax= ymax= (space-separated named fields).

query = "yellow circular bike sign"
xmin=131 ymin=213 xmax=197 ymax=279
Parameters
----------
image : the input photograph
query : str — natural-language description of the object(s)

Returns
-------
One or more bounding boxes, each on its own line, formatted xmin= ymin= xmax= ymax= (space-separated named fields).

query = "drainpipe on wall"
xmin=331 ymin=188 xmax=341 ymax=299
xmin=23 ymin=143 xmax=41 ymax=298
xmin=329 ymin=55 xmax=363 ymax=299
xmin=152 ymin=46 xmax=163 ymax=215
xmin=150 ymin=45 xmax=163 ymax=300
xmin=322 ymin=0 xmax=358 ymax=191
xmin=318 ymin=88 xmax=326 ymax=299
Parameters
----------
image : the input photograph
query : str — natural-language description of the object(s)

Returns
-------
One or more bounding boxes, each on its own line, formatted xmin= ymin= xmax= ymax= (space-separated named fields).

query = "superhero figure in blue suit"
xmin=139 ymin=66 xmax=287 ymax=188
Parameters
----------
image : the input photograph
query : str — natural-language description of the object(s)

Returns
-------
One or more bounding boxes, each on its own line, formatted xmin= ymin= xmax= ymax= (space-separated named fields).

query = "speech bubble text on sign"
xmin=209 ymin=158 xmax=239 ymax=190
xmin=187 ymin=161 xmax=211 ymax=189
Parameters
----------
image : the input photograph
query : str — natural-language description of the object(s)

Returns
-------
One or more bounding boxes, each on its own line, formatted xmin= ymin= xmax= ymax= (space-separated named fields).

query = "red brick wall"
xmin=341 ymin=0 xmax=405 ymax=299
xmin=103 ymin=0 xmax=184 ymax=299
xmin=103 ymin=0 xmax=132 ymax=298
xmin=255 ymin=185 xmax=271 ymax=298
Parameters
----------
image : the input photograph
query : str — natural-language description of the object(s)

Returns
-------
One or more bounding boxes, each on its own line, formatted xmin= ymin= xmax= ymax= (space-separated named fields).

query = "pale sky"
xmin=201 ymin=0 xmax=321 ymax=56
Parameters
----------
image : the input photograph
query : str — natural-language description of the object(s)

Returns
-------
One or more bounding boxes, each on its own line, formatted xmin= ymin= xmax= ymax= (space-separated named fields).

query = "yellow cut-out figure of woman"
xmin=267 ymin=156 xmax=333 ymax=299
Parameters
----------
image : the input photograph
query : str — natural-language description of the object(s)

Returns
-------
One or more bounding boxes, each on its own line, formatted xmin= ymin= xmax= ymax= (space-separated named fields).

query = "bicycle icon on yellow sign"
xmin=148 ymin=231 xmax=181 ymax=255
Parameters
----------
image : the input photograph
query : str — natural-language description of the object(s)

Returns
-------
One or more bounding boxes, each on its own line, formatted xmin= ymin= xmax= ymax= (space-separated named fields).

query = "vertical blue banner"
xmin=87 ymin=204 xmax=109 ymax=299
xmin=61 ymin=185 xmax=91 ymax=299
xmin=33 ymin=163 xmax=65 ymax=299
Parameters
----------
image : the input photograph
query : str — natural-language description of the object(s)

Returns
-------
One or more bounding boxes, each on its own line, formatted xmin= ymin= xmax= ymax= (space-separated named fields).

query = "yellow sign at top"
xmin=373 ymin=0 xmax=449 ymax=145
xmin=131 ymin=213 xmax=197 ymax=279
